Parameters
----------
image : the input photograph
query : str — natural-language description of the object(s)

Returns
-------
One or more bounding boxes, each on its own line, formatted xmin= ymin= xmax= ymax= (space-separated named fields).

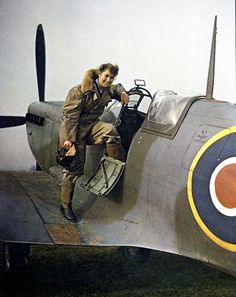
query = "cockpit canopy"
xmin=145 ymin=90 xmax=201 ymax=137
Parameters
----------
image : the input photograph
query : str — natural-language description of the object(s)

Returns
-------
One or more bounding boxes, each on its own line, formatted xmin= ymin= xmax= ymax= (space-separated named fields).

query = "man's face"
xmin=98 ymin=69 xmax=115 ymax=88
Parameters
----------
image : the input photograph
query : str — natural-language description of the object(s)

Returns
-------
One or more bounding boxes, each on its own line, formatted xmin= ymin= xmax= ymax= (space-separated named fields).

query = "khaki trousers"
xmin=61 ymin=120 xmax=123 ymax=207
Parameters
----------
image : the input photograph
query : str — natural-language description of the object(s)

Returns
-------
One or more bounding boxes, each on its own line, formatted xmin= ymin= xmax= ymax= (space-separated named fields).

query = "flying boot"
xmin=60 ymin=180 xmax=77 ymax=222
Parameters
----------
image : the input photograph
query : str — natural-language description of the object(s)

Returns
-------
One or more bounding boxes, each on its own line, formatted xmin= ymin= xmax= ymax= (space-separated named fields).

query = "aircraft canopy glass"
xmin=145 ymin=90 xmax=198 ymax=135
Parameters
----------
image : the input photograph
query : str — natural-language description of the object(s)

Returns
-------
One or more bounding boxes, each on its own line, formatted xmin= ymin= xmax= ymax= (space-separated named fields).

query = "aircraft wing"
xmin=0 ymin=171 xmax=81 ymax=245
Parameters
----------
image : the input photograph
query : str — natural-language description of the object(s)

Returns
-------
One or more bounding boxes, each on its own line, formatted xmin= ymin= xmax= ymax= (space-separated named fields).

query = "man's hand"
xmin=63 ymin=140 xmax=73 ymax=150
xmin=121 ymin=92 xmax=129 ymax=105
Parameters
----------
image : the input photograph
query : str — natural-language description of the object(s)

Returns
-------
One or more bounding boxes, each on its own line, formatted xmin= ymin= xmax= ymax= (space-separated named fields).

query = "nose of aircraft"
xmin=0 ymin=24 xmax=45 ymax=129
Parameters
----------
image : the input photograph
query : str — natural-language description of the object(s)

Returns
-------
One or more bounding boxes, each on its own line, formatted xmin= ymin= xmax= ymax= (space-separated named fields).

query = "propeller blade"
xmin=35 ymin=24 xmax=46 ymax=102
xmin=0 ymin=116 xmax=26 ymax=128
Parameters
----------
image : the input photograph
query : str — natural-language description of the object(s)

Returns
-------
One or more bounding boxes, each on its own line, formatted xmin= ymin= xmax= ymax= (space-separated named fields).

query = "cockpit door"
xmin=81 ymin=156 xmax=125 ymax=196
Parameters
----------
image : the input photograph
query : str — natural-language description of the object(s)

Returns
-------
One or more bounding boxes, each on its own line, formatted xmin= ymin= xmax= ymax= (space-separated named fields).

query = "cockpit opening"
xmin=102 ymin=79 xmax=153 ymax=154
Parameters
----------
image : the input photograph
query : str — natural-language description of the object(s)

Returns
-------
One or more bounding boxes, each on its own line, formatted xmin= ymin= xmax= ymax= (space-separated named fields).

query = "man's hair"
xmin=98 ymin=63 xmax=119 ymax=77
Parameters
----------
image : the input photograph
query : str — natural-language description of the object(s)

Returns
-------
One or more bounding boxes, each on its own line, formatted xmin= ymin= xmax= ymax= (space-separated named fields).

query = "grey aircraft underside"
xmin=1 ymin=17 xmax=236 ymax=276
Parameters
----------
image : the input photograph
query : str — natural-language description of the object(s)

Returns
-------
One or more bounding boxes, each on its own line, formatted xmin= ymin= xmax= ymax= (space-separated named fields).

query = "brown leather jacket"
xmin=59 ymin=69 xmax=126 ymax=147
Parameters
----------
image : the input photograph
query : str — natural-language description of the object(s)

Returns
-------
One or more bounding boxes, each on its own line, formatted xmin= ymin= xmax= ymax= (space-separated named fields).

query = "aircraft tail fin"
xmin=206 ymin=15 xmax=217 ymax=100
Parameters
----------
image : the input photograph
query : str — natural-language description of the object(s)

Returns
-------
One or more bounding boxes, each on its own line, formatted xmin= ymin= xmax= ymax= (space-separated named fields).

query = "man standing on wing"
xmin=59 ymin=63 xmax=129 ymax=222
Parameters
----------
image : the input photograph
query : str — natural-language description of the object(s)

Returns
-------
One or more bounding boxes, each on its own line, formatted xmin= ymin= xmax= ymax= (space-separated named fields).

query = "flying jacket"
xmin=59 ymin=69 xmax=126 ymax=147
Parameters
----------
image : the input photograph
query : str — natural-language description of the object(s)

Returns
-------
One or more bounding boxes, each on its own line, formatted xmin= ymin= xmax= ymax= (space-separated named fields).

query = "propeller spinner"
xmin=0 ymin=24 xmax=46 ymax=128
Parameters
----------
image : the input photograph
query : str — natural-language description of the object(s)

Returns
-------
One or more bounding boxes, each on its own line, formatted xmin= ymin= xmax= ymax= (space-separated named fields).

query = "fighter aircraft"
xmin=1 ymin=16 xmax=236 ymax=276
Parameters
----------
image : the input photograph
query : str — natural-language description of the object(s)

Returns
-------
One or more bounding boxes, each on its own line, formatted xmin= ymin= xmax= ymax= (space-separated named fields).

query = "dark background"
xmin=1 ymin=245 xmax=236 ymax=297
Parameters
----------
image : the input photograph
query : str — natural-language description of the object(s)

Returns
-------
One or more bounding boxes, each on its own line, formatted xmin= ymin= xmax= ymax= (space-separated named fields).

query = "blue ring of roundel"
xmin=191 ymin=132 xmax=236 ymax=245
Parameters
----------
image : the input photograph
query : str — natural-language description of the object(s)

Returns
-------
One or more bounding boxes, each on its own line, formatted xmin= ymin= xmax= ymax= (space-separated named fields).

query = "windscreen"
xmin=145 ymin=90 xmax=197 ymax=135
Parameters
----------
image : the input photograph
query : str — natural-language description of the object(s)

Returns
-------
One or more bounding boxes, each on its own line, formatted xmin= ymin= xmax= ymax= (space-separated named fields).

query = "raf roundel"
xmin=187 ymin=126 xmax=236 ymax=252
